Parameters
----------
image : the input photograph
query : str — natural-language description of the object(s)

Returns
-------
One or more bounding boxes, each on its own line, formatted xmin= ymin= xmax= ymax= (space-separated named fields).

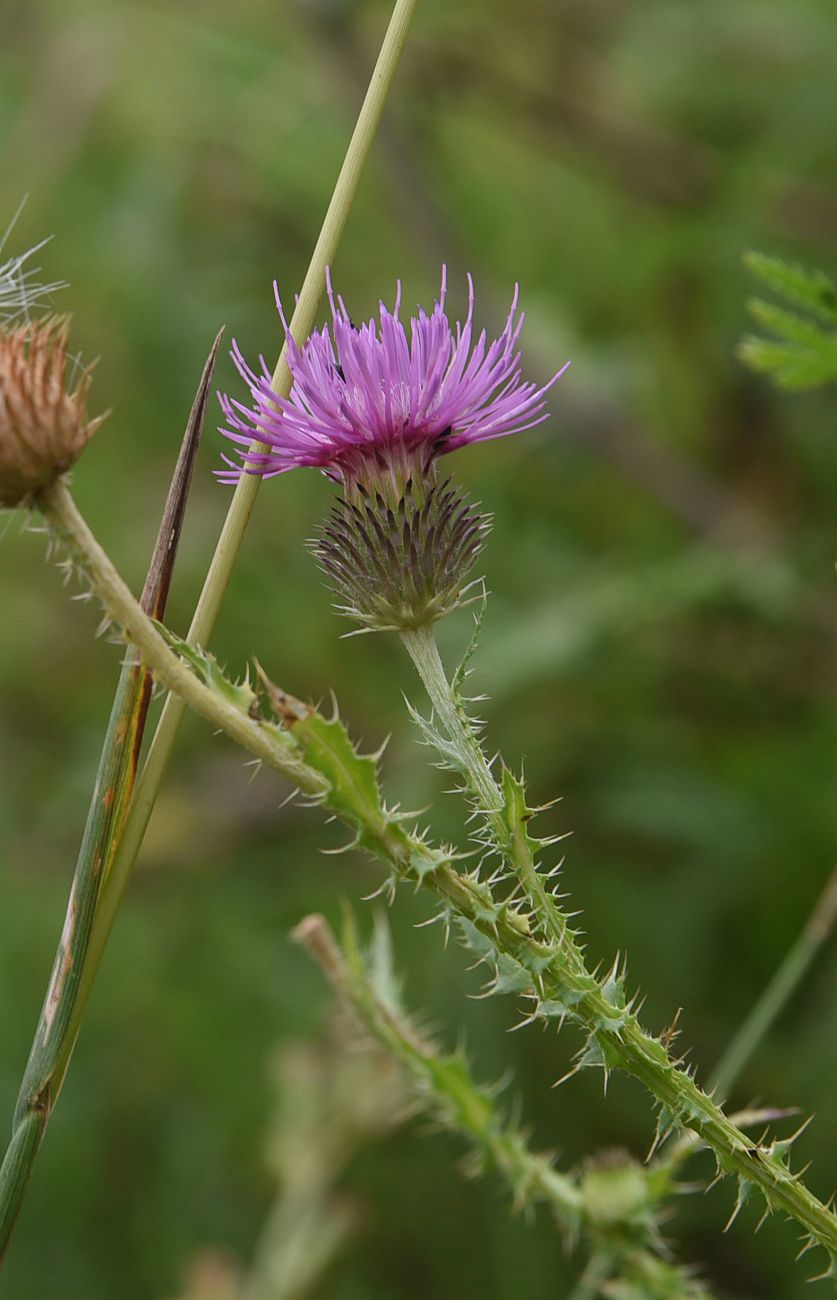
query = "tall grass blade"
xmin=0 ymin=329 xmax=223 ymax=1262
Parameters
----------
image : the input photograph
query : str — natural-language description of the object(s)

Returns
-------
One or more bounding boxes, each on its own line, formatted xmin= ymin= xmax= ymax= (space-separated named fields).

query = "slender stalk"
xmin=67 ymin=0 xmax=420 ymax=1088
xmin=656 ymin=867 xmax=837 ymax=1184
xmin=32 ymin=485 xmax=837 ymax=1268
xmin=117 ymin=0 xmax=420 ymax=894
xmin=0 ymin=345 xmax=215 ymax=1261
xmin=709 ymin=865 xmax=837 ymax=1101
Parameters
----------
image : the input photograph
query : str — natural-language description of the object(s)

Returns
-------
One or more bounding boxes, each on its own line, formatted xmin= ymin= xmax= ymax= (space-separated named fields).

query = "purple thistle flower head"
xmin=217 ymin=269 xmax=569 ymax=492
xmin=218 ymin=271 xmax=569 ymax=633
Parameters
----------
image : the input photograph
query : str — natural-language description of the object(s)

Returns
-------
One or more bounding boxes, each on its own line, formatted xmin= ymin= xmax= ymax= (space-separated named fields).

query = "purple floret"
xmin=217 ymin=269 xmax=569 ymax=485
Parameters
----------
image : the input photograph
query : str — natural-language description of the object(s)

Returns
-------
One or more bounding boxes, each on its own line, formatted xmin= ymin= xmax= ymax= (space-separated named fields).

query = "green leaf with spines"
xmin=155 ymin=623 xmax=258 ymax=714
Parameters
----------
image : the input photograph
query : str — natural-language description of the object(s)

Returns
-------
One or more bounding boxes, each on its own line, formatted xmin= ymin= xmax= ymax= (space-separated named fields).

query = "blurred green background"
xmin=1 ymin=0 xmax=836 ymax=1295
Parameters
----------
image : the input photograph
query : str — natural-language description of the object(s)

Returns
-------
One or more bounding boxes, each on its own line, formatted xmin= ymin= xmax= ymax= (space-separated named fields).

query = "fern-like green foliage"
xmin=739 ymin=251 xmax=837 ymax=390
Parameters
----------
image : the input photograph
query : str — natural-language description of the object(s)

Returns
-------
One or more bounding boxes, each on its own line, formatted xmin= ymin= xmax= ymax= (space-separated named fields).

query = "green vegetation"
xmin=1 ymin=1 xmax=836 ymax=1296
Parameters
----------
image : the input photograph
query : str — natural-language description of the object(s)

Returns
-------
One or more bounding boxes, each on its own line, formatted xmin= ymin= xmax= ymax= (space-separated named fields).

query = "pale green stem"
xmin=709 ymin=865 xmax=837 ymax=1102
xmin=128 ymin=0 xmax=420 ymax=865
xmin=39 ymin=480 xmax=326 ymax=800
xmin=22 ymin=0 xmax=418 ymax=1123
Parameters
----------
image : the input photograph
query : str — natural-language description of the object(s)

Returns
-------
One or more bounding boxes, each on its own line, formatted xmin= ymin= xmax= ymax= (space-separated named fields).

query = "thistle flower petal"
xmin=217 ymin=270 xmax=569 ymax=486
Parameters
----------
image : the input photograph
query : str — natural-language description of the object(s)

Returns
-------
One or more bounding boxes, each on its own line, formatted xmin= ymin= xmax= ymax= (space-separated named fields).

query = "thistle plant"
xmin=2 ymin=5 xmax=836 ymax=1292
xmin=3 ymin=244 xmax=837 ymax=1284
xmin=205 ymin=270 xmax=837 ymax=1277
xmin=219 ymin=270 xmax=568 ymax=631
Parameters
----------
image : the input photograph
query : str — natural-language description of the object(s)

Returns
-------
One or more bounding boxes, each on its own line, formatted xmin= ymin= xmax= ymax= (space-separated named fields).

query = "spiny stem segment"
xmin=400 ymin=621 xmax=575 ymax=953
xmin=0 ymin=335 xmax=219 ymax=1262
xmin=33 ymin=489 xmax=837 ymax=1278
xmin=397 ymin=623 xmax=837 ymax=1278
xmin=296 ymin=911 xmax=713 ymax=1299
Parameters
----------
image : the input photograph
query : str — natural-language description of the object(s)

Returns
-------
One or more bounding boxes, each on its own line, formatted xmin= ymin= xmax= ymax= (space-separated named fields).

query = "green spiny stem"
xmin=296 ymin=913 xmax=714 ymax=1299
xmin=400 ymin=623 xmax=575 ymax=954
xmin=39 ymin=485 xmax=837 ymax=1271
xmin=295 ymin=913 xmax=585 ymax=1224
xmin=398 ymin=627 xmax=837 ymax=1270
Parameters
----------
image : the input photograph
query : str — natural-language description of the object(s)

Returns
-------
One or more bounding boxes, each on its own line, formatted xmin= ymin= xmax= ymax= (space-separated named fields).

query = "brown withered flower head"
xmin=0 ymin=317 xmax=105 ymax=508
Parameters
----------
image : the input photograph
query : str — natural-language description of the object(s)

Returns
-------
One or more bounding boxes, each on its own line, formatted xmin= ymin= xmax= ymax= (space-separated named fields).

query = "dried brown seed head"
xmin=0 ymin=317 xmax=105 ymax=508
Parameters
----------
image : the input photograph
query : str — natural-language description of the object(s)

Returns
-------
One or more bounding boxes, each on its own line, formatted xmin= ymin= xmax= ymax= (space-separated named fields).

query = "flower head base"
xmin=219 ymin=270 xmax=567 ymax=630
xmin=313 ymin=475 xmax=490 ymax=632
xmin=0 ymin=318 xmax=105 ymax=508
